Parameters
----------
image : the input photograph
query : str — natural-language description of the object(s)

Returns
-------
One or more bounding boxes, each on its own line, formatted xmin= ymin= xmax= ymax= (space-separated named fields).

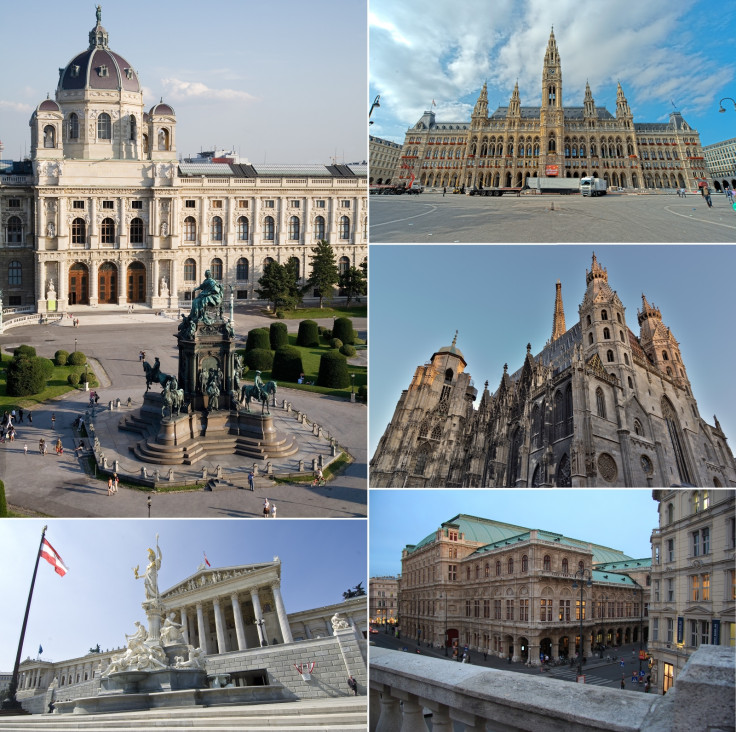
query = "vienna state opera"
xmin=0 ymin=9 xmax=366 ymax=313
xmin=393 ymin=29 xmax=710 ymax=191
xmin=370 ymin=254 xmax=736 ymax=488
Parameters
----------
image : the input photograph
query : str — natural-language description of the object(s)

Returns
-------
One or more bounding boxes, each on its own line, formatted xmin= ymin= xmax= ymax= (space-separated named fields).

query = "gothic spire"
xmin=551 ymin=279 xmax=566 ymax=341
xmin=472 ymin=83 xmax=488 ymax=120
xmin=585 ymin=251 xmax=608 ymax=286
xmin=544 ymin=27 xmax=560 ymax=65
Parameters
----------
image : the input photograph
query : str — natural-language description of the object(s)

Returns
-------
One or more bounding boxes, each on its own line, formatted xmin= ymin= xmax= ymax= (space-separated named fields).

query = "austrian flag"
xmin=40 ymin=538 xmax=68 ymax=577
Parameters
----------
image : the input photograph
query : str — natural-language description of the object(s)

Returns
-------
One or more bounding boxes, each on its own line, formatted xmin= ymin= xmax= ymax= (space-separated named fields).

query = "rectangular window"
xmin=702 ymin=527 xmax=710 ymax=555
xmin=691 ymin=575 xmax=699 ymax=602
xmin=702 ymin=573 xmax=710 ymax=601
xmin=483 ymin=599 xmax=490 ymax=618
xmin=667 ymin=539 xmax=674 ymax=562
xmin=559 ymin=600 xmax=570 ymax=622
xmin=238 ymin=200 xmax=248 ymax=208
xmin=448 ymin=565 xmax=456 ymax=581
xmin=341 ymin=199 xmax=351 ymax=208
xmin=264 ymin=200 xmax=275 ymax=208
xmin=690 ymin=619 xmax=698 ymax=647
xmin=8 ymin=199 xmax=21 ymax=208
xmin=131 ymin=200 xmax=143 ymax=209
xmin=211 ymin=200 xmax=223 ymax=208
xmin=666 ymin=618 xmax=674 ymax=643
xmin=519 ymin=599 xmax=529 ymax=622
xmin=667 ymin=579 xmax=675 ymax=602
xmin=8 ymin=295 xmax=21 ymax=306
xmin=692 ymin=531 xmax=700 ymax=557
xmin=102 ymin=200 xmax=114 ymax=209
xmin=701 ymin=620 xmax=710 ymax=646
xmin=652 ymin=618 xmax=659 ymax=641
xmin=289 ymin=200 xmax=300 ymax=208
xmin=663 ymin=663 xmax=674 ymax=693
xmin=185 ymin=200 xmax=196 ymax=208
xmin=654 ymin=545 xmax=660 ymax=564
xmin=474 ymin=600 xmax=480 ymax=618
xmin=465 ymin=600 xmax=471 ymax=617
xmin=494 ymin=599 xmax=501 ymax=620
xmin=654 ymin=580 xmax=660 ymax=602
xmin=315 ymin=199 xmax=326 ymax=208
xmin=506 ymin=599 xmax=514 ymax=621
xmin=73 ymin=200 xmax=85 ymax=209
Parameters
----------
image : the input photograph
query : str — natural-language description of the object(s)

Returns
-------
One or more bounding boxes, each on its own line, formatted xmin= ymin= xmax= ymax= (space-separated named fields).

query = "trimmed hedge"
xmin=37 ymin=357 xmax=55 ymax=379
xmin=6 ymin=356 xmax=47 ymax=396
xmin=272 ymin=346 xmax=304 ymax=383
xmin=296 ymin=320 xmax=319 ymax=347
xmin=317 ymin=349 xmax=350 ymax=388
xmin=329 ymin=338 xmax=343 ymax=350
xmin=54 ymin=349 xmax=69 ymax=366
xmin=269 ymin=322 xmax=289 ymax=350
xmin=358 ymin=384 xmax=367 ymax=402
xmin=67 ymin=372 xmax=80 ymax=387
xmin=0 ymin=479 xmax=6 ymax=518
xmin=340 ymin=344 xmax=356 ymax=358
xmin=68 ymin=351 xmax=87 ymax=366
xmin=245 ymin=328 xmax=271 ymax=353
xmin=332 ymin=317 xmax=355 ymax=345
xmin=245 ymin=348 xmax=274 ymax=371
xmin=13 ymin=345 xmax=36 ymax=360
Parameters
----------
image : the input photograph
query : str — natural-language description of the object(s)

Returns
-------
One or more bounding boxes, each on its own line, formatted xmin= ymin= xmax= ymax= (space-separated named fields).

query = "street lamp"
xmin=718 ymin=97 xmax=736 ymax=113
xmin=256 ymin=619 xmax=267 ymax=647
xmin=572 ymin=568 xmax=593 ymax=680
xmin=369 ymin=94 xmax=381 ymax=124
xmin=84 ymin=362 xmax=89 ymax=390
xmin=350 ymin=373 xmax=355 ymax=403
xmin=147 ymin=496 xmax=151 ymax=518
xmin=74 ymin=338 xmax=77 ymax=352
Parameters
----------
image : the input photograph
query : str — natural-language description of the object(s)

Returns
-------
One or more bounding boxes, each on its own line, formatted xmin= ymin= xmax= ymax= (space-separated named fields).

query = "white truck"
xmin=525 ymin=177 xmax=580 ymax=194
xmin=580 ymin=177 xmax=608 ymax=196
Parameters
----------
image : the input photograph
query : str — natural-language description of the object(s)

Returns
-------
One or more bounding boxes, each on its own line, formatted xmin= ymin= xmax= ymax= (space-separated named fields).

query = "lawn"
xmin=0 ymin=351 xmax=99 ymax=413
xmin=264 ymin=304 xmax=367 ymax=320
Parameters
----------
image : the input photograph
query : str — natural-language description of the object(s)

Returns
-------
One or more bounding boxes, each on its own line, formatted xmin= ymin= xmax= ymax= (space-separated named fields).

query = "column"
xmin=213 ymin=598 xmax=226 ymax=654
xmin=304 ymin=622 xmax=313 ymax=639
xmin=58 ymin=259 xmax=68 ymax=312
xmin=180 ymin=607 xmax=189 ymax=645
xmin=271 ymin=582 xmax=293 ymax=643
xmin=324 ymin=619 xmax=332 ymax=636
xmin=169 ymin=258 xmax=177 ymax=306
xmin=37 ymin=258 xmax=47 ymax=312
xmin=231 ymin=593 xmax=247 ymax=650
xmin=251 ymin=589 xmax=265 ymax=646
xmin=196 ymin=602 xmax=209 ymax=654
xmin=89 ymin=260 xmax=99 ymax=306
xmin=152 ymin=257 xmax=159 ymax=302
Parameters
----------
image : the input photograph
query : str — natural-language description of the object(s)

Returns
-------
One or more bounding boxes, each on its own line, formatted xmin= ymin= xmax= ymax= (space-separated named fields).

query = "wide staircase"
xmin=0 ymin=697 xmax=366 ymax=730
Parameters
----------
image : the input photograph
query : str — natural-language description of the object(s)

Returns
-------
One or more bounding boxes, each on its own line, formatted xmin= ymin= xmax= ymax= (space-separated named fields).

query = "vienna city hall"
xmin=370 ymin=254 xmax=736 ymax=488
xmin=394 ymin=29 xmax=710 ymax=191
xmin=0 ymin=10 xmax=366 ymax=313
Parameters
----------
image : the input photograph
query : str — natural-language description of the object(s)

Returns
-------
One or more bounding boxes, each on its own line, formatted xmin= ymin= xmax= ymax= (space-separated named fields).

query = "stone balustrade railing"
xmin=370 ymin=645 xmax=734 ymax=732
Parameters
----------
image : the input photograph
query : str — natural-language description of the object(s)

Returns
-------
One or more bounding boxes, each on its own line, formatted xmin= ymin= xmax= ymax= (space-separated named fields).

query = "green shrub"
xmin=322 ymin=328 xmax=332 ymax=339
xmin=36 ymin=357 xmax=55 ymax=379
xmin=67 ymin=372 xmax=80 ymax=387
xmin=0 ymin=479 xmax=7 ymax=518
xmin=269 ymin=322 xmax=289 ymax=350
xmin=272 ymin=346 xmax=304 ymax=383
xmin=68 ymin=351 xmax=86 ymax=366
xmin=317 ymin=326 xmax=326 ymax=335
xmin=340 ymin=344 xmax=356 ymax=358
xmin=358 ymin=384 xmax=367 ymax=402
xmin=317 ymin=350 xmax=350 ymax=388
xmin=332 ymin=317 xmax=355 ymax=345
xmin=54 ymin=349 xmax=69 ymax=366
xmin=245 ymin=328 xmax=271 ymax=353
xmin=276 ymin=310 xmax=285 ymax=319
xmin=13 ymin=345 xmax=36 ymax=360
xmin=6 ymin=356 xmax=47 ymax=396
xmin=245 ymin=348 xmax=274 ymax=371
xmin=330 ymin=338 xmax=343 ymax=349
xmin=296 ymin=320 xmax=319 ymax=347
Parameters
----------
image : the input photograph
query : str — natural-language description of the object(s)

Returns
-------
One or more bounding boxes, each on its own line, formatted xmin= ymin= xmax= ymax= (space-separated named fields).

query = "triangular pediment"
xmin=161 ymin=561 xmax=277 ymax=599
xmin=586 ymin=352 xmax=609 ymax=378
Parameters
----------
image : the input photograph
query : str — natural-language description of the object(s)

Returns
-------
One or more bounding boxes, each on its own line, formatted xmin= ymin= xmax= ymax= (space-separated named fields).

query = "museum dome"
xmin=149 ymin=102 xmax=176 ymax=116
xmin=57 ymin=8 xmax=140 ymax=94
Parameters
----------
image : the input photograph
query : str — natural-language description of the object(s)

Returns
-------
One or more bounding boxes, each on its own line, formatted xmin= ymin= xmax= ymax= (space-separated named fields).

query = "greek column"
xmin=271 ymin=582 xmax=293 ymax=643
xmin=231 ymin=592 xmax=247 ymax=650
xmin=179 ymin=607 xmax=189 ymax=645
xmin=213 ymin=598 xmax=227 ymax=654
xmin=196 ymin=602 xmax=209 ymax=654
xmin=251 ymin=589 xmax=266 ymax=646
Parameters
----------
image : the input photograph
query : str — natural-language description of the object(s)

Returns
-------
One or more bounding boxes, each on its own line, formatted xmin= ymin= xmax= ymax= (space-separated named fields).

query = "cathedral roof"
xmin=489 ymin=106 xmax=615 ymax=121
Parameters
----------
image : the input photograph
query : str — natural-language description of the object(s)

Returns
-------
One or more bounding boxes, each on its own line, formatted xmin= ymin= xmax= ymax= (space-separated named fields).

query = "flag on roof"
xmin=40 ymin=538 xmax=68 ymax=577
xmin=203 ymin=552 xmax=211 ymax=567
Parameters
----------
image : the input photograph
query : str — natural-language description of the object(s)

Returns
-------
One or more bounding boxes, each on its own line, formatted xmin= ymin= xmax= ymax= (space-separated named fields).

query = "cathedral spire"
xmin=585 ymin=251 xmax=608 ymax=286
xmin=471 ymin=83 xmax=488 ymax=124
xmin=507 ymin=81 xmax=521 ymax=118
xmin=551 ymin=279 xmax=566 ymax=341
xmin=616 ymin=82 xmax=632 ymax=119
xmin=544 ymin=27 xmax=560 ymax=66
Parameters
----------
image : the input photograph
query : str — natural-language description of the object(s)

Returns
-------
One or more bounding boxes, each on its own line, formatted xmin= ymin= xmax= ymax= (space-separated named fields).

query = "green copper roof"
xmin=409 ymin=514 xmax=529 ymax=552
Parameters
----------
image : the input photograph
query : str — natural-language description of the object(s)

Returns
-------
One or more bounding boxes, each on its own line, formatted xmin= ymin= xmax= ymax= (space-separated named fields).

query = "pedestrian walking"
xmin=24 ymin=443 xmax=28 ymax=456
xmin=621 ymin=676 xmax=626 ymax=689
xmin=51 ymin=413 xmax=56 ymax=429
xmin=347 ymin=675 xmax=358 ymax=696
xmin=28 ymin=412 xmax=33 ymax=425
xmin=94 ymin=392 xmax=99 ymax=405
xmin=270 ymin=502 xmax=277 ymax=518
xmin=442 ymin=186 xmax=446 ymax=197
xmin=247 ymin=471 xmax=254 ymax=491
xmin=18 ymin=407 xmax=23 ymax=423
xmin=700 ymin=184 xmax=713 ymax=208
xmin=263 ymin=498 xmax=270 ymax=517
xmin=107 ymin=477 xmax=113 ymax=496
xmin=113 ymin=473 xmax=119 ymax=493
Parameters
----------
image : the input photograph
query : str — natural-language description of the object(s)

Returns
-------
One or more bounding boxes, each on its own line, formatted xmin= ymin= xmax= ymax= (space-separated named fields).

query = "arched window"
xmin=588 ymin=332 xmax=594 ymax=345
xmin=72 ymin=217 xmax=86 ymax=245
xmin=129 ymin=115 xmax=137 ymax=141
xmin=521 ymin=555 xmax=528 ymax=572
xmin=617 ymin=312 xmax=622 ymax=324
xmin=130 ymin=217 xmax=145 ymax=244
xmin=543 ymin=555 xmax=551 ymax=571
xmin=634 ymin=419 xmax=643 ymax=436
xmin=596 ymin=387 xmax=606 ymax=418
xmin=210 ymin=216 xmax=223 ymax=241
xmin=627 ymin=375 xmax=633 ymax=388
xmin=237 ymin=216 xmax=249 ymax=242
xmin=562 ymin=558 xmax=569 ymax=575
xmin=236 ymin=257 xmax=249 ymax=280
xmin=264 ymin=216 xmax=275 ymax=241
xmin=97 ymin=112 xmax=111 ymax=140
xmin=6 ymin=216 xmax=22 ymax=244
xmin=619 ymin=330 xmax=625 ymax=342
xmin=339 ymin=256 xmax=350 ymax=275
xmin=667 ymin=503 xmax=674 ymax=524
xmin=431 ymin=425 xmax=442 ymax=440
xmin=100 ymin=218 xmax=115 ymax=244
xmin=288 ymin=216 xmax=300 ymax=240
xmin=339 ymin=216 xmax=350 ymax=240
xmin=495 ymin=561 xmax=501 ymax=577
xmin=69 ymin=113 xmax=79 ymax=139
xmin=183 ymin=216 xmax=196 ymax=241
xmin=565 ymin=384 xmax=573 ymax=435
xmin=43 ymin=125 xmax=56 ymax=148
xmin=662 ymin=350 xmax=669 ymax=361
xmin=601 ymin=309 xmax=608 ymax=320
xmin=475 ymin=564 xmax=480 ymax=579
xmin=603 ymin=327 xmax=610 ymax=339
xmin=507 ymin=557 xmax=514 ymax=574
xmin=607 ymin=349 xmax=614 ymax=362
xmin=662 ymin=397 xmax=692 ymax=485
xmin=287 ymin=256 xmax=300 ymax=280
xmin=578 ymin=560 xmax=584 ymax=571
xmin=554 ymin=390 xmax=564 ymax=440
xmin=210 ymin=258 xmax=223 ymax=280
xmin=414 ymin=444 xmax=431 ymax=475
xmin=586 ymin=314 xmax=591 ymax=326
xmin=314 ymin=215 xmax=325 ymax=240
xmin=158 ymin=128 xmax=170 ymax=150
xmin=8 ymin=260 xmax=22 ymax=285
xmin=183 ymin=258 xmax=196 ymax=282
xmin=142 ymin=133 xmax=149 ymax=154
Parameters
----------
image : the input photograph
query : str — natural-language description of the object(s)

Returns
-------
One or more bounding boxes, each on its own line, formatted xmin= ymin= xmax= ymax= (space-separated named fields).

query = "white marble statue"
xmin=173 ymin=645 xmax=205 ymax=669
xmin=160 ymin=221 xmax=168 ymax=237
xmin=331 ymin=612 xmax=350 ymax=631
xmin=46 ymin=222 xmax=55 ymax=237
xmin=46 ymin=278 xmax=56 ymax=298
xmin=134 ymin=536 xmax=162 ymax=600
xmin=160 ymin=275 xmax=169 ymax=296
xmin=160 ymin=612 xmax=185 ymax=645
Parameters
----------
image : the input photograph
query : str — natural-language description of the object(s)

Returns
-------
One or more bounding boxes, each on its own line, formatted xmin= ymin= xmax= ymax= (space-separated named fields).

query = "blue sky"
xmin=368 ymin=245 xmax=736 ymax=461
xmin=370 ymin=489 xmax=658 ymax=577
xmin=369 ymin=0 xmax=736 ymax=147
xmin=0 ymin=519 xmax=366 ymax=672
xmin=0 ymin=0 xmax=367 ymax=164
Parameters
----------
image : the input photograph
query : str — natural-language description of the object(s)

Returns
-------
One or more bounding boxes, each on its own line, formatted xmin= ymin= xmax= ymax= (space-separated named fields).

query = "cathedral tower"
xmin=551 ymin=279 xmax=566 ymax=341
xmin=540 ymin=28 xmax=563 ymax=173
xmin=471 ymin=82 xmax=489 ymax=129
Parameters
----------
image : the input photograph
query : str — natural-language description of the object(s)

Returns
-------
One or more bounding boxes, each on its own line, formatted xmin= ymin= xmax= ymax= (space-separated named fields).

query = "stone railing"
xmin=177 ymin=176 xmax=366 ymax=189
xmin=369 ymin=645 xmax=734 ymax=732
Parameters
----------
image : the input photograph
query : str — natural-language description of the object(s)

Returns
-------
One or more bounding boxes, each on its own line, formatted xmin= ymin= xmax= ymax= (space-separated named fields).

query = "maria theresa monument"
xmin=371 ymin=254 xmax=736 ymax=488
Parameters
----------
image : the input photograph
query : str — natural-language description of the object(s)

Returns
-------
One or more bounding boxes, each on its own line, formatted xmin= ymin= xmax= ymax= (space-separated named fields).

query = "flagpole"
xmin=1 ymin=525 xmax=47 ymax=714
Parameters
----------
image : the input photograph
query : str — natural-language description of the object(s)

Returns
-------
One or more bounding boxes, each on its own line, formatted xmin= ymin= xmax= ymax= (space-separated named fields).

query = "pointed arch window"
xmin=554 ymin=390 xmax=565 ymax=441
xmin=565 ymin=384 xmax=573 ymax=435
xmin=596 ymin=387 xmax=606 ymax=418
xmin=414 ymin=444 xmax=431 ymax=475
xmin=662 ymin=397 xmax=692 ymax=485
xmin=507 ymin=427 xmax=522 ymax=486
xmin=237 ymin=216 xmax=249 ymax=242
xmin=97 ymin=113 xmax=111 ymax=140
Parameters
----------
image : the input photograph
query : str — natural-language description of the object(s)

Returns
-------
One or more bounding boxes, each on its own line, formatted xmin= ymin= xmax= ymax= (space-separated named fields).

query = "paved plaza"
xmin=0 ymin=307 xmax=367 ymax=518
xmin=370 ymin=191 xmax=736 ymax=243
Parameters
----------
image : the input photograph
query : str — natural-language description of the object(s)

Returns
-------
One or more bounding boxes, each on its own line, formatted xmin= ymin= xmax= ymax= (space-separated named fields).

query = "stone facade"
xmin=703 ymin=137 xmax=736 ymax=192
xmin=0 ymin=9 xmax=366 ymax=312
xmin=368 ymin=135 xmax=403 ymax=185
xmin=394 ymin=30 xmax=711 ymax=192
xmin=371 ymin=254 xmax=736 ymax=487
xmin=648 ymin=489 xmax=735 ymax=692
xmin=369 ymin=576 xmax=399 ymax=626
xmin=398 ymin=514 xmax=649 ymax=665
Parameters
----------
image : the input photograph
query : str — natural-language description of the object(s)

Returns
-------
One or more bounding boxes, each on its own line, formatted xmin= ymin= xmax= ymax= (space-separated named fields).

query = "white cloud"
xmin=0 ymin=100 xmax=33 ymax=113
xmin=160 ymin=78 xmax=257 ymax=103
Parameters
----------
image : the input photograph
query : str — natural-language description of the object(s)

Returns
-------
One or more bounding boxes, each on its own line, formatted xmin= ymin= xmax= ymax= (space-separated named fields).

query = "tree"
xmin=306 ymin=240 xmax=339 ymax=308
xmin=338 ymin=266 xmax=366 ymax=306
xmin=256 ymin=260 xmax=302 ymax=312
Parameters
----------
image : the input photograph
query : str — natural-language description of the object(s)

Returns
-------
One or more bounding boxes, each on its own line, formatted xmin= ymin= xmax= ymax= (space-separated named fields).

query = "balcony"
xmin=370 ymin=645 xmax=734 ymax=731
